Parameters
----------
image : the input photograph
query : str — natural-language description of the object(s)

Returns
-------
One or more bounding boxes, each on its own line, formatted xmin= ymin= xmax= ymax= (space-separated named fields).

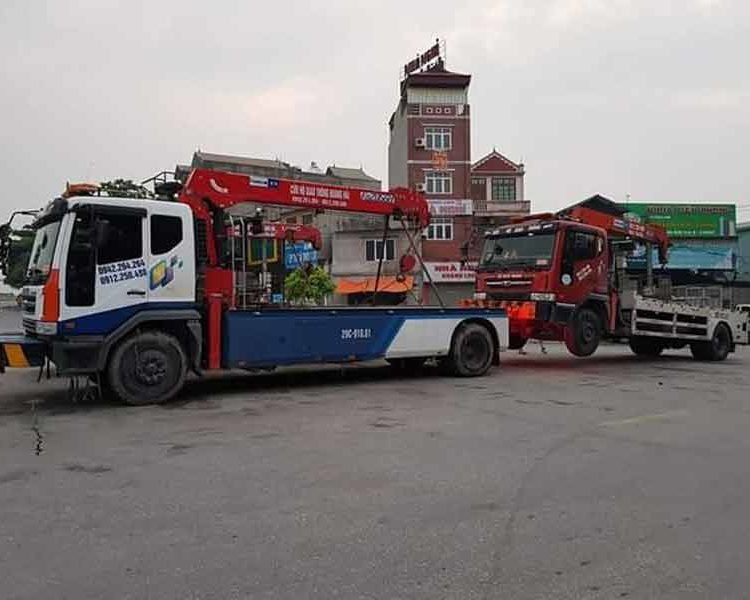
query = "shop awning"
xmin=336 ymin=276 xmax=414 ymax=295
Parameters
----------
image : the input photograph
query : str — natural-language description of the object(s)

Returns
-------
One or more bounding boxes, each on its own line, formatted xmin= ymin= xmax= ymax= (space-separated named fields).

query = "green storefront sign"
xmin=622 ymin=203 xmax=737 ymax=238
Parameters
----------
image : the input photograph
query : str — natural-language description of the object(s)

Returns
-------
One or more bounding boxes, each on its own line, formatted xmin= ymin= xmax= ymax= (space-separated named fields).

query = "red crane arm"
xmin=182 ymin=168 xmax=428 ymax=224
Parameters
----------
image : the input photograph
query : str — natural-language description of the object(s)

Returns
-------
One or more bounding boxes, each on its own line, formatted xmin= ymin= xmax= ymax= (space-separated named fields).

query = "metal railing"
xmin=672 ymin=285 xmax=733 ymax=309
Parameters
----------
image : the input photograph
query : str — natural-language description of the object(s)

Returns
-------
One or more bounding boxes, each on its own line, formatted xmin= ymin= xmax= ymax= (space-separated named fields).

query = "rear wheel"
xmin=565 ymin=307 xmax=602 ymax=357
xmin=445 ymin=323 xmax=495 ymax=377
xmin=628 ymin=336 xmax=664 ymax=357
xmin=691 ymin=323 xmax=731 ymax=362
xmin=108 ymin=331 xmax=187 ymax=405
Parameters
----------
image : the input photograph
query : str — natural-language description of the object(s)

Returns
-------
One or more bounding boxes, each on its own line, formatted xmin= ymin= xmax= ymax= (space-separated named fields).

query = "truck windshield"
xmin=480 ymin=233 xmax=556 ymax=268
xmin=26 ymin=221 xmax=61 ymax=285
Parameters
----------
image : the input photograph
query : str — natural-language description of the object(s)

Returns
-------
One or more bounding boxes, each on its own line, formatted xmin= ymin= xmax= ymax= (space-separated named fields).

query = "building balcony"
xmin=473 ymin=201 xmax=531 ymax=217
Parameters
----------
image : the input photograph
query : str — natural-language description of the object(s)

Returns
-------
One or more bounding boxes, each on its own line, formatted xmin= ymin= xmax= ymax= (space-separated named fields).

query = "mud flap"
xmin=0 ymin=334 xmax=47 ymax=371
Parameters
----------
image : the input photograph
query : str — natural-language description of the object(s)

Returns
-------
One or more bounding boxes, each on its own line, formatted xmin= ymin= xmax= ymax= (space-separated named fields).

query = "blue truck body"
xmin=223 ymin=307 xmax=507 ymax=369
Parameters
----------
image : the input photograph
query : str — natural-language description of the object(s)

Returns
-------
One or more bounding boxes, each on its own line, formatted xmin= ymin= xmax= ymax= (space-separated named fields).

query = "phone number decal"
xmin=100 ymin=268 xmax=147 ymax=286
xmin=98 ymin=258 xmax=146 ymax=275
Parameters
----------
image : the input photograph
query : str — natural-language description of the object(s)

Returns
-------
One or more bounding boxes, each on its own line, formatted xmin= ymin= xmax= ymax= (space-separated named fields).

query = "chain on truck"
xmin=464 ymin=197 xmax=749 ymax=359
xmin=0 ymin=170 xmax=509 ymax=404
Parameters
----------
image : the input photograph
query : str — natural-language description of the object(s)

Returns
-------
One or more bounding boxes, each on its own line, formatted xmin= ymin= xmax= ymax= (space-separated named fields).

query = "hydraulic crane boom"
xmin=179 ymin=168 xmax=429 ymax=266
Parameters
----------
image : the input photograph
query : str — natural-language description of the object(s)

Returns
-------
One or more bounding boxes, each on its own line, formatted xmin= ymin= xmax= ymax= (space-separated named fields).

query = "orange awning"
xmin=336 ymin=276 xmax=414 ymax=295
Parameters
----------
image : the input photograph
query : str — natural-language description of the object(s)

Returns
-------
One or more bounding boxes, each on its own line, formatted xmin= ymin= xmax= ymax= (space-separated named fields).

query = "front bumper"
xmin=0 ymin=334 xmax=47 ymax=371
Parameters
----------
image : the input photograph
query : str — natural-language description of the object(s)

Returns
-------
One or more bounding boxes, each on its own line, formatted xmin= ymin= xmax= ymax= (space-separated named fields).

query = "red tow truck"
xmin=468 ymin=199 xmax=749 ymax=360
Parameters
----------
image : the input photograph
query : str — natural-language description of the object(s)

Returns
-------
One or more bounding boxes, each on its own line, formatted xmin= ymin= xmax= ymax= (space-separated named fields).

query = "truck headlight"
xmin=473 ymin=292 xmax=487 ymax=301
xmin=36 ymin=321 xmax=57 ymax=335
xmin=530 ymin=292 xmax=556 ymax=302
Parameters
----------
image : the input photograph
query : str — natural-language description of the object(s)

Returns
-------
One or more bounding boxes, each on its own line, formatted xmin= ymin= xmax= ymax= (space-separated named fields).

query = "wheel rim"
xmin=134 ymin=349 xmax=168 ymax=386
xmin=461 ymin=332 xmax=491 ymax=371
xmin=121 ymin=344 xmax=178 ymax=399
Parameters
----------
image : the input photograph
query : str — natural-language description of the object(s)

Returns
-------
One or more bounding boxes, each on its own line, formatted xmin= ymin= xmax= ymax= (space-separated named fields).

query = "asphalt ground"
xmin=2 ymin=306 xmax=750 ymax=599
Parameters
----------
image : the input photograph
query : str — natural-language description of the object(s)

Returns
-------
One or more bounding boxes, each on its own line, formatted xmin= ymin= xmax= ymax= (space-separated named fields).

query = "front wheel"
xmin=564 ymin=308 xmax=602 ymax=357
xmin=691 ymin=323 xmax=731 ymax=362
xmin=445 ymin=323 xmax=495 ymax=377
xmin=108 ymin=331 xmax=187 ymax=405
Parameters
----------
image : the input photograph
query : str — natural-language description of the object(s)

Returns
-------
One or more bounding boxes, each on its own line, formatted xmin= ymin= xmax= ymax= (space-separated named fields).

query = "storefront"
xmin=422 ymin=261 xmax=476 ymax=306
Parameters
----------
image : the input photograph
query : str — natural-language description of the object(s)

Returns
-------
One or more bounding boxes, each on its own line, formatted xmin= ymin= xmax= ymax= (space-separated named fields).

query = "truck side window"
xmin=151 ymin=215 xmax=183 ymax=255
xmin=66 ymin=211 xmax=96 ymax=307
xmin=571 ymin=231 xmax=598 ymax=261
xmin=97 ymin=215 xmax=143 ymax=264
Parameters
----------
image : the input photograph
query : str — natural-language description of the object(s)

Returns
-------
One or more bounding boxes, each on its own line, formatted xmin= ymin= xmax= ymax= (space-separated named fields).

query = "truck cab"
xmin=475 ymin=219 xmax=611 ymax=355
xmin=19 ymin=194 xmax=199 ymax=375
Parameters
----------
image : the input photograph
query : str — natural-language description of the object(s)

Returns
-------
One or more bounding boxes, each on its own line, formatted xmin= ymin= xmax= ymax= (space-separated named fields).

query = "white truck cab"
xmin=19 ymin=195 xmax=200 ymax=374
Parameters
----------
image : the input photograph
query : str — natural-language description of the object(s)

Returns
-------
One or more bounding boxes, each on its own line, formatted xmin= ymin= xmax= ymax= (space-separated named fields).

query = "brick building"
xmin=388 ymin=52 xmax=530 ymax=304
xmin=471 ymin=150 xmax=529 ymax=225
xmin=388 ymin=59 xmax=474 ymax=304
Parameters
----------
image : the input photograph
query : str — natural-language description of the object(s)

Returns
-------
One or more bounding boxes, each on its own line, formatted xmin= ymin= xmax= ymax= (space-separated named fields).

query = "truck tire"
xmin=508 ymin=335 xmax=527 ymax=351
xmin=445 ymin=323 xmax=495 ymax=377
xmin=108 ymin=331 xmax=187 ymax=405
xmin=564 ymin=307 xmax=602 ymax=357
xmin=628 ymin=336 xmax=664 ymax=357
xmin=690 ymin=323 xmax=731 ymax=362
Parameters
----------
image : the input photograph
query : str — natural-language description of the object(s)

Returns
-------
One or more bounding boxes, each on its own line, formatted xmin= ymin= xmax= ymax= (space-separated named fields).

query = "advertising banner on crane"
xmin=623 ymin=203 xmax=737 ymax=238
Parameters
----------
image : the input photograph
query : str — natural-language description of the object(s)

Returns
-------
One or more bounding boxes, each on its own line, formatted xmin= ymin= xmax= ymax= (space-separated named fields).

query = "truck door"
xmin=146 ymin=210 xmax=194 ymax=303
xmin=60 ymin=206 xmax=148 ymax=333
xmin=559 ymin=229 xmax=607 ymax=303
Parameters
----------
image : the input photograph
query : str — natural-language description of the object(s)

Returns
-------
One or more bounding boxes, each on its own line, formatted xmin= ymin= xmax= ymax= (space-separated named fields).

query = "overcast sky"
xmin=1 ymin=0 xmax=748 ymax=222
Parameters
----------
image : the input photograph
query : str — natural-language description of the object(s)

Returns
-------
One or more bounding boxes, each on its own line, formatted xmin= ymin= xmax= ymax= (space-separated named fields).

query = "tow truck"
xmin=467 ymin=200 xmax=748 ymax=359
xmin=0 ymin=170 xmax=508 ymax=404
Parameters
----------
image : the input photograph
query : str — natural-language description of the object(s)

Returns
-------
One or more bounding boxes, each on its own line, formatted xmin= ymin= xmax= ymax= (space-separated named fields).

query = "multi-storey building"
xmin=388 ymin=59 xmax=474 ymax=304
xmin=388 ymin=53 xmax=530 ymax=304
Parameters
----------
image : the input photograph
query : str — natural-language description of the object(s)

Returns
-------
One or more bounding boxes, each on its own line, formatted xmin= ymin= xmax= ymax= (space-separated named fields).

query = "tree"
xmin=284 ymin=265 xmax=336 ymax=305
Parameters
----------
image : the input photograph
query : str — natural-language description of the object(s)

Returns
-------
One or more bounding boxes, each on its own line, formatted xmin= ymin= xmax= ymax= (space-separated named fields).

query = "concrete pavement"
xmin=1 ymin=337 xmax=750 ymax=599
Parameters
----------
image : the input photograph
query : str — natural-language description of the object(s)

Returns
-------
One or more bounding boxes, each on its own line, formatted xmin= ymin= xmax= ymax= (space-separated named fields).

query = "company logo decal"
xmin=150 ymin=255 xmax=183 ymax=290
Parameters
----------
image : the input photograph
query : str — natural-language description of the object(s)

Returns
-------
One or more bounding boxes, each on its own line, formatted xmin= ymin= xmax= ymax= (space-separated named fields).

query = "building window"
xmin=491 ymin=177 xmax=516 ymax=202
xmin=365 ymin=239 xmax=395 ymax=262
xmin=425 ymin=127 xmax=451 ymax=150
xmin=302 ymin=214 xmax=314 ymax=225
xmin=426 ymin=217 xmax=453 ymax=240
xmin=425 ymin=171 xmax=452 ymax=195
xmin=471 ymin=177 xmax=486 ymax=186
xmin=285 ymin=217 xmax=297 ymax=224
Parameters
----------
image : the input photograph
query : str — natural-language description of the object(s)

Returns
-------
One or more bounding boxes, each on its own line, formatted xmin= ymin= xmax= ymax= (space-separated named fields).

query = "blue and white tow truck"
xmin=0 ymin=170 xmax=508 ymax=404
